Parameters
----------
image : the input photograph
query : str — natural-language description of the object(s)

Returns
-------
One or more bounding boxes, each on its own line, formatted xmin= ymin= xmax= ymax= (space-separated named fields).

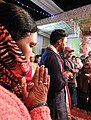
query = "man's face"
xmin=59 ymin=37 xmax=67 ymax=52
xmin=72 ymin=57 xmax=76 ymax=63
xmin=64 ymin=51 xmax=72 ymax=58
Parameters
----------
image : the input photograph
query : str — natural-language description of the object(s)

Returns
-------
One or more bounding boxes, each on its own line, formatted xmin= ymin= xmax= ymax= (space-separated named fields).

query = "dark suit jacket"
xmin=40 ymin=48 xmax=66 ymax=98
xmin=40 ymin=48 xmax=68 ymax=120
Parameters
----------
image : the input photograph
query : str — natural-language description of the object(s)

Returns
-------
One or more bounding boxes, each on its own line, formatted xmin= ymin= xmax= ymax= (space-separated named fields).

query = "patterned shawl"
xmin=0 ymin=25 xmax=29 ymax=100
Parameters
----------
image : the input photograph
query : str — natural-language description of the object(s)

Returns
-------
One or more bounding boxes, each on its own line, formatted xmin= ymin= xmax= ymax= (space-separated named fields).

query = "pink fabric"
xmin=0 ymin=25 xmax=29 ymax=100
xmin=25 ymin=66 xmax=32 ymax=83
xmin=0 ymin=85 xmax=31 ymax=120
xmin=0 ymin=25 xmax=29 ymax=78
xmin=30 ymin=106 xmax=52 ymax=120
xmin=0 ymin=85 xmax=52 ymax=120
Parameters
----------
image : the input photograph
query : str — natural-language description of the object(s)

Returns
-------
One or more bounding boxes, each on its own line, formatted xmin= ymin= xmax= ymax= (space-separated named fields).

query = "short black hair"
xmin=71 ymin=55 xmax=76 ymax=59
xmin=50 ymin=29 xmax=67 ymax=45
xmin=0 ymin=3 xmax=38 ymax=41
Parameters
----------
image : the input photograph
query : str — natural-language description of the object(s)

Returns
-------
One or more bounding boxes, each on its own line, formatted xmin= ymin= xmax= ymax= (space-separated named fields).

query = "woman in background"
xmin=25 ymin=52 xmax=38 ymax=83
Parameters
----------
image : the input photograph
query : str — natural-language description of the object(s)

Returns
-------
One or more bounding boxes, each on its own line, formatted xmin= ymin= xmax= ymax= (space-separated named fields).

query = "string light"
xmin=14 ymin=0 xmax=52 ymax=17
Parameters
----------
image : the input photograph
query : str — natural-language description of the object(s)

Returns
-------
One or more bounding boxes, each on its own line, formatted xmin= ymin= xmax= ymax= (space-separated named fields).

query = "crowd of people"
xmin=0 ymin=1 xmax=91 ymax=120
xmin=63 ymin=47 xmax=91 ymax=112
xmin=76 ymin=52 xmax=91 ymax=112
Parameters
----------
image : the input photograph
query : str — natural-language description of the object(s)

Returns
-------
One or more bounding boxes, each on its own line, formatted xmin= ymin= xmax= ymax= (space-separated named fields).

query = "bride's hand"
xmin=21 ymin=65 xmax=50 ymax=108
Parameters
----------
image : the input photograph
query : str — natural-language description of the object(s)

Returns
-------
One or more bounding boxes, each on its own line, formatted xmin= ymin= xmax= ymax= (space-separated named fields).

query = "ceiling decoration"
xmin=3 ymin=0 xmax=91 ymax=36
xmin=38 ymin=21 xmax=72 ymax=35
xmin=36 ymin=4 xmax=91 ymax=25
xmin=4 ymin=0 xmax=52 ymax=20
xmin=78 ymin=16 xmax=91 ymax=35
xmin=14 ymin=0 xmax=50 ymax=17
xmin=36 ymin=4 xmax=91 ymax=36
xmin=4 ymin=0 xmax=91 ymax=21
xmin=31 ymin=0 xmax=63 ymax=15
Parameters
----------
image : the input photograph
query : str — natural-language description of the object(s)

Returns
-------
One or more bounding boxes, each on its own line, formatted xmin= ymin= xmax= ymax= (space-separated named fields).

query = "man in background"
xmin=64 ymin=46 xmax=78 ymax=108
xmin=40 ymin=29 xmax=68 ymax=120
